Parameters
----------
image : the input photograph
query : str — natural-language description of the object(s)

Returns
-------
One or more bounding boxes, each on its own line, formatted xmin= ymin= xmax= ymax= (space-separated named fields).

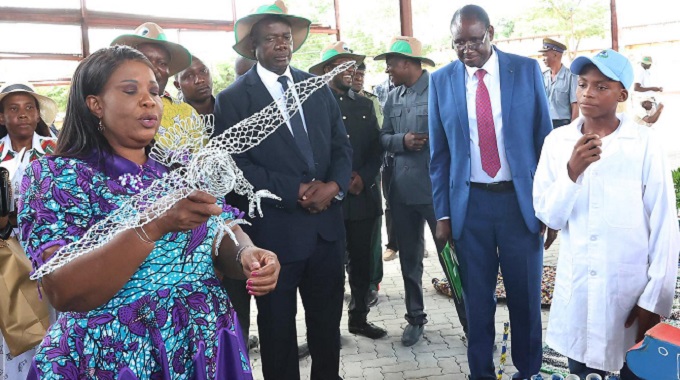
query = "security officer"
xmin=350 ymin=61 xmax=383 ymax=307
xmin=309 ymin=41 xmax=387 ymax=339
xmin=540 ymin=37 xmax=578 ymax=128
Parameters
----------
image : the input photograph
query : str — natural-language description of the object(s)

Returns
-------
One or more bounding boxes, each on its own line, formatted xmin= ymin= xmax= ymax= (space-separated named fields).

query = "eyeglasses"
xmin=452 ymin=30 xmax=488 ymax=51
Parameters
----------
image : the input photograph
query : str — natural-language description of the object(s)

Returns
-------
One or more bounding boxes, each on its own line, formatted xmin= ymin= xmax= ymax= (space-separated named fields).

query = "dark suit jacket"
xmin=429 ymin=48 xmax=553 ymax=240
xmin=336 ymin=90 xmax=383 ymax=221
xmin=214 ymin=65 xmax=353 ymax=263
xmin=379 ymin=70 xmax=433 ymax=206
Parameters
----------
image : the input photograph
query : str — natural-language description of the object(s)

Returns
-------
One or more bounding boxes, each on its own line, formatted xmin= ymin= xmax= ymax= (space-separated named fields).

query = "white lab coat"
xmin=533 ymin=113 xmax=680 ymax=371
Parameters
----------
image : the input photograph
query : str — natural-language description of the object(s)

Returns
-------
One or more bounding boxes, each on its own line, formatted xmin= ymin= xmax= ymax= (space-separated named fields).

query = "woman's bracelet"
xmin=134 ymin=226 xmax=154 ymax=245
xmin=235 ymin=244 xmax=254 ymax=266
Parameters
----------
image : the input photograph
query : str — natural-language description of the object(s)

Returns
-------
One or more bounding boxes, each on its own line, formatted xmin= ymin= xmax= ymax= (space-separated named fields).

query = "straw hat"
xmin=374 ymin=36 xmax=435 ymax=67
xmin=111 ymin=22 xmax=192 ymax=76
xmin=308 ymin=41 xmax=365 ymax=76
xmin=0 ymin=83 xmax=58 ymax=125
xmin=233 ymin=0 xmax=311 ymax=60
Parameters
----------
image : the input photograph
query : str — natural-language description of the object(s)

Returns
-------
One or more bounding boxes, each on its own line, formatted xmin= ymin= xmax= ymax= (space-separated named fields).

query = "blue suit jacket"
xmin=213 ymin=65 xmax=353 ymax=263
xmin=428 ymin=48 xmax=552 ymax=240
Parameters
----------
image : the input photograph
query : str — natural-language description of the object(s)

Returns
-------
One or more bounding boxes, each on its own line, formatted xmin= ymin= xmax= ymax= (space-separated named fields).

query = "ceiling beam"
xmin=0 ymin=52 xmax=82 ymax=60
xmin=0 ymin=6 xmax=337 ymax=34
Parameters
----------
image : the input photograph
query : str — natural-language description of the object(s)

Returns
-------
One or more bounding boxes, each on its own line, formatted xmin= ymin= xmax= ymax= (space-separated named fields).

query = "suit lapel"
xmin=497 ymin=49 xmax=515 ymax=133
xmin=452 ymin=61 xmax=470 ymax=143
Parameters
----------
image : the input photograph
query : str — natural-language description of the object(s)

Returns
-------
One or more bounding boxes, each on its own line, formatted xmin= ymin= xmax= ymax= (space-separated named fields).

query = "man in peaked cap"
xmin=540 ymin=37 xmax=579 ymax=128
xmin=111 ymin=22 xmax=203 ymax=152
xmin=311 ymin=42 xmax=387 ymax=340
xmin=213 ymin=1 xmax=352 ymax=379
xmin=376 ymin=36 xmax=469 ymax=347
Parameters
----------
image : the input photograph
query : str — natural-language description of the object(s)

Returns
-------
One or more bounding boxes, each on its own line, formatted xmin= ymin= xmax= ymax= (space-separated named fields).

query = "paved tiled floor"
xmin=246 ymin=224 xmax=561 ymax=379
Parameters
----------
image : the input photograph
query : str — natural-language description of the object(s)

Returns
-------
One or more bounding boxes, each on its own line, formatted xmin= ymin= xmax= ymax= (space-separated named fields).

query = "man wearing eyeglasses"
xmin=429 ymin=5 xmax=553 ymax=379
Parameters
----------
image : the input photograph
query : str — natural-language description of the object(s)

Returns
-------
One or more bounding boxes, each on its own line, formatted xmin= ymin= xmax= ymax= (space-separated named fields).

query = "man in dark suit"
xmin=428 ymin=5 xmax=555 ymax=379
xmin=213 ymin=1 xmax=352 ymax=379
xmin=309 ymin=42 xmax=386 ymax=339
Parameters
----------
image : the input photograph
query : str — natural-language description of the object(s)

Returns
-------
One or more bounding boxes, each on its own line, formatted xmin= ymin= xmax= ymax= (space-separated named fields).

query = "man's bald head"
xmin=235 ymin=56 xmax=257 ymax=78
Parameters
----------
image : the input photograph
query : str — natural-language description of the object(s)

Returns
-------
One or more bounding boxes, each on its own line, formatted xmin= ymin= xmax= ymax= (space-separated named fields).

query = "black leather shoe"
xmin=401 ymin=323 xmax=424 ymax=346
xmin=298 ymin=343 xmax=310 ymax=360
xmin=349 ymin=321 xmax=387 ymax=339
xmin=367 ymin=290 xmax=379 ymax=307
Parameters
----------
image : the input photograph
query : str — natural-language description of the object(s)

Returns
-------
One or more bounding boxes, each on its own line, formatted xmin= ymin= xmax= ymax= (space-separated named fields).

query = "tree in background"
xmin=35 ymin=86 xmax=69 ymax=113
xmin=511 ymin=0 xmax=608 ymax=59
xmin=212 ymin=62 xmax=236 ymax=94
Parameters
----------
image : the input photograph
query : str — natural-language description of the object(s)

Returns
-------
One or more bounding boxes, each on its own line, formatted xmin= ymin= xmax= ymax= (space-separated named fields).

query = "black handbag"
xmin=0 ymin=167 xmax=11 ymax=217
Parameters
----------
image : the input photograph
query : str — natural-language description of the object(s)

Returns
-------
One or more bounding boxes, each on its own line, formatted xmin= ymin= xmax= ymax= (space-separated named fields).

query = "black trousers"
xmin=256 ymin=237 xmax=345 ymax=380
xmin=390 ymin=201 xmax=467 ymax=332
xmin=346 ymin=217 xmax=379 ymax=322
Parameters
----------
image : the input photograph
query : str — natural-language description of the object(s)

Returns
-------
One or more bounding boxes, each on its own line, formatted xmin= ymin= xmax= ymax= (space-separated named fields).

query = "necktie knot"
xmin=277 ymin=76 xmax=289 ymax=90
xmin=475 ymin=69 xmax=487 ymax=81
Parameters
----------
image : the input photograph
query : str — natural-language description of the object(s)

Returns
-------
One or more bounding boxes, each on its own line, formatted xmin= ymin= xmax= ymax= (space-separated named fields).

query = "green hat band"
xmin=321 ymin=49 xmax=342 ymax=62
xmin=390 ymin=40 xmax=413 ymax=54
xmin=155 ymin=32 xmax=167 ymax=41
xmin=256 ymin=4 xmax=284 ymax=14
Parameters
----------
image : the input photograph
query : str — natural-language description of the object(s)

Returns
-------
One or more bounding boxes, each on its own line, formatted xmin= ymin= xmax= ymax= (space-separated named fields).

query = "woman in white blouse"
xmin=0 ymin=83 xmax=57 ymax=380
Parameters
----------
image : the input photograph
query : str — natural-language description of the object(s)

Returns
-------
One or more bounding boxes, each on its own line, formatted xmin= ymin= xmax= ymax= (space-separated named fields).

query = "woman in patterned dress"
xmin=18 ymin=46 xmax=280 ymax=379
xmin=0 ymin=83 xmax=58 ymax=380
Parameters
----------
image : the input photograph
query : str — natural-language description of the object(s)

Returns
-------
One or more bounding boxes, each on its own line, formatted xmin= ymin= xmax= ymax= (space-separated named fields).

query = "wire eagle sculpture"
xmin=30 ymin=61 xmax=355 ymax=280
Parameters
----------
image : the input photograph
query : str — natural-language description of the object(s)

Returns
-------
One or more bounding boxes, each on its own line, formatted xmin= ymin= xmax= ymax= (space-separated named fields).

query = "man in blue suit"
xmin=213 ymin=2 xmax=352 ymax=379
xmin=428 ymin=5 xmax=554 ymax=379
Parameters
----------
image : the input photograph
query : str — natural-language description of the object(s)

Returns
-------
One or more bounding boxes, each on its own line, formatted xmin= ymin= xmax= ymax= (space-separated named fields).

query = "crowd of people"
xmin=0 ymin=1 xmax=677 ymax=380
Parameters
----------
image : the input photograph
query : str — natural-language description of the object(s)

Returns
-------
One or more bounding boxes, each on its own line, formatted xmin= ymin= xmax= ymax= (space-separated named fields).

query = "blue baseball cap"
xmin=570 ymin=49 xmax=633 ymax=90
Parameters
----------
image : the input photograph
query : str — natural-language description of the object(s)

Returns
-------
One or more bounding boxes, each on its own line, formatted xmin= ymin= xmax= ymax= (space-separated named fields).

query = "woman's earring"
xmin=98 ymin=118 xmax=105 ymax=132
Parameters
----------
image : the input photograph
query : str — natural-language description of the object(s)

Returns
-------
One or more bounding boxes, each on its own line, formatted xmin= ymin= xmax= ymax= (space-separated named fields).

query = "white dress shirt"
xmin=533 ymin=114 xmax=680 ymax=371
xmin=256 ymin=63 xmax=308 ymax=134
xmin=465 ymin=49 xmax=512 ymax=183
xmin=633 ymin=66 xmax=659 ymax=100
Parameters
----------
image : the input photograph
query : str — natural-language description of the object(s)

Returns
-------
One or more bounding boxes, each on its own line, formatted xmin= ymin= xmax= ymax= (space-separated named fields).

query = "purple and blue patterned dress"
xmin=17 ymin=152 xmax=253 ymax=380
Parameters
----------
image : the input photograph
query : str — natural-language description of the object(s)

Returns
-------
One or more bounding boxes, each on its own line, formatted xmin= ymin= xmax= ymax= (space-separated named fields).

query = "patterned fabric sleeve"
xmin=219 ymin=199 xmax=245 ymax=222
xmin=17 ymin=157 xmax=98 ymax=273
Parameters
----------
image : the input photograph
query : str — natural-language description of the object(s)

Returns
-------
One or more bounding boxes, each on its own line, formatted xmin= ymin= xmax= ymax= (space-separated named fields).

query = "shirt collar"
xmin=465 ymin=48 xmax=499 ymax=80
xmin=398 ymin=70 xmax=430 ymax=97
xmin=256 ymin=63 xmax=293 ymax=87
xmin=0 ymin=133 xmax=48 ymax=159
xmin=567 ymin=113 xmax=636 ymax=141
xmin=84 ymin=150 xmax=168 ymax=179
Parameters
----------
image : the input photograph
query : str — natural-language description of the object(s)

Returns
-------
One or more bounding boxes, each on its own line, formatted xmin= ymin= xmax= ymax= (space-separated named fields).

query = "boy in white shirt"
xmin=533 ymin=49 xmax=680 ymax=379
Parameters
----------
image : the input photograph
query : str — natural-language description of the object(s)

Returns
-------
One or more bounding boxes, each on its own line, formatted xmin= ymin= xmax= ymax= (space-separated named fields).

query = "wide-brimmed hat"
xmin=641 ymin=56 xmax=653 ymax=64
xmin=571 ymin=49 xmax=633 ymax=90
xmin=233 ymin=0 xmax=311 ymax=60
xmin=374 ymin=36 xmax=434 ymax=67
xmin=111 ymin=22 xmax=192 ymax=76
xmin=539 ymin=38 xmax=567 ymax=53
xmin=0 ymin=83 xmax=58 ymax=125
xmin=308 ymin=41 xmax=365 ymax=76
